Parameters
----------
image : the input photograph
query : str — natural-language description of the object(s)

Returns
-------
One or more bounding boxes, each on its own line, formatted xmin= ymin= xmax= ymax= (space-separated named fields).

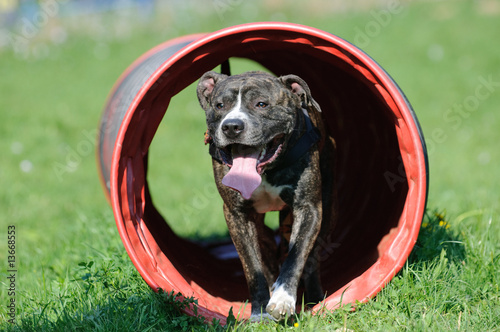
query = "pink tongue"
xmin=222 ymin=149 xmax=262 ymax=200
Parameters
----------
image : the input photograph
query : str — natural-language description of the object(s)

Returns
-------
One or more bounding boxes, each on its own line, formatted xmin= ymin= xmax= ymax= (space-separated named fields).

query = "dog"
xmin=197 ymin=70 xmax=336 ymax=321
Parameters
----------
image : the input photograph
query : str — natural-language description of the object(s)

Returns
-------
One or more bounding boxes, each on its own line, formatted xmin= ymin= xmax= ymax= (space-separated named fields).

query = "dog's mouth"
xmin=219 ymin=134 xmax=285 ymax=173
xmin=218 ymin=134 xmax=285 ymax=199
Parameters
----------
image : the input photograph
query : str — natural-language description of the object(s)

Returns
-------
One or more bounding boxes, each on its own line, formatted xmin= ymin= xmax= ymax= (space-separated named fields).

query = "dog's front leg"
xmin=222 ymin=203 xmax=273 ymax=320
xmin=266 ymin=201 xmax=322 ymax=320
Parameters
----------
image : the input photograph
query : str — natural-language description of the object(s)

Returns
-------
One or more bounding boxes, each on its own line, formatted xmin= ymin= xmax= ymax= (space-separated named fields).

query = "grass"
xmin=1 ymin=0 xmax=499 ymax=331
xmin=1 ymin=211 xmax=497 ymax=331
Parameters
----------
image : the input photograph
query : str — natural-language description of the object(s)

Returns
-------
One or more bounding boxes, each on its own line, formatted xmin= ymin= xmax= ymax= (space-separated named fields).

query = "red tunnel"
xmin=97 ymin=22 xmax=428 ymax=324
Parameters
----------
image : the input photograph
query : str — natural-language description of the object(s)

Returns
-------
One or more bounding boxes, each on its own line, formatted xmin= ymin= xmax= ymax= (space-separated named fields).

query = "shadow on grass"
xmin=408 ymin=210 xmax=466 ymax=265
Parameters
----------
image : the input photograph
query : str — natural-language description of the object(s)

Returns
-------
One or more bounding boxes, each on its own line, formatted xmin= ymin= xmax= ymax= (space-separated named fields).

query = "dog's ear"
xmin=197 ymin=71 xmax=228 ymax=110
xmin=279 ymin=74 xmax=322 ymax=113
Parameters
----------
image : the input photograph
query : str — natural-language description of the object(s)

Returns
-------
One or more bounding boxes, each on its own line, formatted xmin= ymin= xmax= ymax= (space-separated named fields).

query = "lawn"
xmin=1 ymin=0 xmax=499 ymax=331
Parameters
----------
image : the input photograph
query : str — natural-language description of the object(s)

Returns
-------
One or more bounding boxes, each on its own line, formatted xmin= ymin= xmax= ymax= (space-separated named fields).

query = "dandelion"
xmin=294 ymin=322 xmax=299 ymax=328
xmin=439 ymin=220 xmax=451 ymax=229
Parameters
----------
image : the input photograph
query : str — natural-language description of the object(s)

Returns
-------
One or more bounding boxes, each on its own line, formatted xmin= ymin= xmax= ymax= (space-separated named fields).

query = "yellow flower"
xmin=439 ymin=220 xmax=450 ymax=229
xmin=422 ymin=222 xmax=429 ymax=228
xmin=294 ymin=322 xmax=299 ymax=327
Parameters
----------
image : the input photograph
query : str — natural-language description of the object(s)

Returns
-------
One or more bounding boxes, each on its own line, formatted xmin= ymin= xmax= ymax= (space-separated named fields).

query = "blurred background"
xmin=1 ymin=0 xmax=499 ymax=323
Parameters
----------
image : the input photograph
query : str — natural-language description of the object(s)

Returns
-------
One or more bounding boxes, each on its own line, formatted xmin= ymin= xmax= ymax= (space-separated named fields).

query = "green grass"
xmin=1 ymin=0 xmax=499 ymax=331
xmin=1 ymin=212 xmax=497 ymax=331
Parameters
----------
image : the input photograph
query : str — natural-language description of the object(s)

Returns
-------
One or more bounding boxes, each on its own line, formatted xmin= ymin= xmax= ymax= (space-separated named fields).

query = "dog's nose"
xmin=221 ymin=119 xmax=245 ymax=138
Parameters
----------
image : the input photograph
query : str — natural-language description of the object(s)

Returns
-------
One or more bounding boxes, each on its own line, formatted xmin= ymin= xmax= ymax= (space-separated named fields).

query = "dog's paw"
xmin=266 ymin=283 xmax=296 ymax=321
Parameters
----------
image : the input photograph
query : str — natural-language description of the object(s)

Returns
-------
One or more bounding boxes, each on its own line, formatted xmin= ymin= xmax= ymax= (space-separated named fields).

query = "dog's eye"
xmin=215 ymin=103 xmax=224 ymax=110
xmin=255 ymin=102 xmax=268 ymax=109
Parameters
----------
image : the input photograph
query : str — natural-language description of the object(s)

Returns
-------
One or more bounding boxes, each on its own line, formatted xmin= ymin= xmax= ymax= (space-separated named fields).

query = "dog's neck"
xmin=265 ymin=108 xmax=320 ymax=174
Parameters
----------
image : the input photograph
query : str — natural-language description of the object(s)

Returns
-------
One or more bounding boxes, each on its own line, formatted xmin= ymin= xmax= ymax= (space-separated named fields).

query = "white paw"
xmin=266 ymin=283 xmax=296 ymax=320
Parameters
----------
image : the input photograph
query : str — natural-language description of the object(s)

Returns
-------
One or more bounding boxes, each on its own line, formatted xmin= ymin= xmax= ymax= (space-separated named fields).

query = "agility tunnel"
xmin=97 ymin=22 xmax=428 ymax=323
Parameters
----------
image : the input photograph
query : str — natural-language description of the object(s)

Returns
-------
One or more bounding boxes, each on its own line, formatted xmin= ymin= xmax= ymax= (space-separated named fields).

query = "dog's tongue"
xmin=222 ymin=147 xmax=262 ymax=200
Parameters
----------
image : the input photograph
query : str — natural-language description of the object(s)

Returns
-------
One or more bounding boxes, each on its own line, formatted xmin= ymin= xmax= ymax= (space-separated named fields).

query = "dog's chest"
xmin=250 ymin=176 xmax=290 ymax=214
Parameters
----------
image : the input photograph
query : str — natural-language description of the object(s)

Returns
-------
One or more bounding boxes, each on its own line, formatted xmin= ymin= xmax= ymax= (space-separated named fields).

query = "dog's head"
xmin=197 ymin=71 xmax=321 ymax=199
xmin=197 ymin=71 xmax=320 ymax=173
